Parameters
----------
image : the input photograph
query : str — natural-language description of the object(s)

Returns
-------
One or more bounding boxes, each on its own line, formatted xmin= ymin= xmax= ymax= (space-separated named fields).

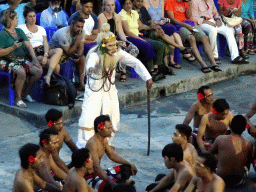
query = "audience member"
xmin=210 ymin=115 xmax=252 ymax=187
xmin=146 ymin=143 xmax=193 ymax=192
xmin=37 ymin=128 xmax=67 ymax=188
xmin=241 ymin=0 xmax=256 ymax=55
xmin=218 ymin=0 xmax=248 ymax=59
xmin=0 ymin=9 xmax=42 ymax=108
xmin=98 ymin=0 xmax=140 ymax=82
xmin=184 ymin=153 xmax=225 ymax=192
xmin=183 ymin=85 xmax=214 ymax=129
xmin=40 ymin=0 xmax=68 ymax=28
xmin=63 ymin=148 xmax=96 ymax=192
xmin=49 ymin=15 xmax=86 ymax=90
xmin=172 ymin=124 xmax=198 ymax=170
xmin=119 ymin=0 xmax=168 ymax=81
xmin=69 ymin=0 xmax=99 ymax=56
xmin=191 ymin=0 xmax=248 ymax=64
xmin=85 ymin=115 xmax=137 ymax=190
xmin=19 ymin=7 xmax=63 ymax=86
xmin=133 ymin=0 xmax=193 ymax=71
xmin=165 ymin=0 xmax=221 ymax=73
xmin=45 ymin=109 xmax=78 ymax=173
xmin=0 ymin=0 xmax=36 ymax=26
xmin=13 ymin=143 xmax=61 ymax=192
xmin=197 ymin=99 xmax=233 ymax=153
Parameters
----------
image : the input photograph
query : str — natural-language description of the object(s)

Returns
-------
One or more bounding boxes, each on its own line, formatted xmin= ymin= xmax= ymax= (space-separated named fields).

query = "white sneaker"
xmin=16 ymin=100 xmax=27 ymax=108
xmin=23 ymin=95 xmax=35 ymax=102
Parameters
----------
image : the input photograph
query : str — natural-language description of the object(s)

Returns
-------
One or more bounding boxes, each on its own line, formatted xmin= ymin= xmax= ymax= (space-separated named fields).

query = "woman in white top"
xmin=19 ymin=7 xmax=63 ymax=85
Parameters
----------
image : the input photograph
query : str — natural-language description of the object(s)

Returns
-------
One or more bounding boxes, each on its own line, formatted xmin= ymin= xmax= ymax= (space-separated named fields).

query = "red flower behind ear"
xmin=197 ymin=93 xmax=204 ymax=100
xmin=85 ymin=158 xmax=90 ymax=163
xmin=41 ymin=139 xmax=48 ymax=145
xmin=245 ymin=124 xmax=250 ymax=129
xmin=98 ymin=122 xmax=105 ymax=130
xmin=28 ymin=155 xmax=35 ymax=164
xmin=212 ymin=108 xmax=217 ymax=114
xmin=48 ymin=120 xmax=54 ymax=127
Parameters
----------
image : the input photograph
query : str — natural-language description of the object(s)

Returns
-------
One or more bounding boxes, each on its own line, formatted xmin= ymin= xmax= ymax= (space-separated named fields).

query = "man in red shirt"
xmin=165 ymin=0 xmax=222 ymax=73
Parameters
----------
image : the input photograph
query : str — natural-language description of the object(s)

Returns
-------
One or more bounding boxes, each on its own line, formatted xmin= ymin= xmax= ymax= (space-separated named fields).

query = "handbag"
xmin=222 ymin=14 xmax=242 ymax=27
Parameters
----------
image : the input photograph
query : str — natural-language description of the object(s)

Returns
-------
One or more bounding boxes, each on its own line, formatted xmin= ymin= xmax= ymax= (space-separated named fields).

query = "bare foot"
xmin=44 ymin=76 xmax=51 ymax=86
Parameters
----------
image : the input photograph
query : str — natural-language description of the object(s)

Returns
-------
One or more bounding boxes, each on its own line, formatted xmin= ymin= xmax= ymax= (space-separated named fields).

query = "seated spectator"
xmin=40 ymin=0 xmax=68 ymax=28
xmin=184 ymin=153 xmax=225 ymax=192
xmin=191 ymin=0 xmax=249 ymax=64
xmin=45 ymin=109 xmax=78 ymax=174
xmin=37 ymin=129 xmax=67 ymax=187
xmin=197 ymin=99 xmax=233 ymax=153
xmin=172 ymin=124 xmax=198 ymax=170
xmin=13 ymin=143 xmax=61 ymax=192
xmin=146 ymin=143 xmax=193 ymax=192
xmin=98 ymin=0 xmax=140 ymax=81
xmin=19 ymin=7 xmax=63 ymax=86
xmin=183 ymin=85 xmax=214 ymax=130
xmin=49 ymin=15 xmax=86 ymax=90
xmin=218 ymin=0 xmax=248 ymax=59
xmin=209 ymin=115 xmax=252 ymax=187
xmin=0 ymin=0 xmax=36 ymax=27
xmin=140 ymin=0 xmax=194 ymax=68
xmin=0 ymin=9 xmax=42 ymax=108
xmin=241 ymin=0 xmax=255 ymax=55
xmin=165 ymin=0 xmax=222 ymax=73
xmin=119 ymin=0 xmax=168 ymax=81
xmin=62 ymin=148 xmax=95 ymax=192
xmin=69 ymin=0 xmax=99 ymax=56
xmin=85 ymin=115 xmax=137 ymax=190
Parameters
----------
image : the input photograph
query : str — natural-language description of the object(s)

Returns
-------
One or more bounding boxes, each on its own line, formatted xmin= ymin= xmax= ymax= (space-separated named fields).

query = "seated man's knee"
xmin=187 ymin=35 xmax=196 ymax=43
xmin=16 ymin=68 xmax=26 ymax=81
xmin=55 ymin=48 xmax=63 ymax=55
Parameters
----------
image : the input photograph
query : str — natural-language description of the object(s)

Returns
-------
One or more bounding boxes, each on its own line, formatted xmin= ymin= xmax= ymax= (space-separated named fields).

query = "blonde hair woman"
xmin=76 ymin=23 xmax=153 ymax=148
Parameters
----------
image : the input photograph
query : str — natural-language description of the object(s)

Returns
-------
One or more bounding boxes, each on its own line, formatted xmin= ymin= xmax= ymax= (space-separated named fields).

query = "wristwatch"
xmin=44 ymin=53 xmax=49 ymax=57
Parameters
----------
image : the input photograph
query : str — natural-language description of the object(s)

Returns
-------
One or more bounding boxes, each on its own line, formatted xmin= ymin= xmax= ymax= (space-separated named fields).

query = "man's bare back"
xmin=13 ymin=169 xmax=35 ymax=192
xmin=210 ymin=135 xmax=252 ymax=178
xmin=184 ymin=143 xmax=198 ymax=170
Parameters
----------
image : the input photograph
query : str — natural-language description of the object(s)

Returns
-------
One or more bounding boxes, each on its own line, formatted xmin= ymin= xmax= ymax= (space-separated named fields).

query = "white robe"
xmin=77 ymin=50 xmax=151 ymax=148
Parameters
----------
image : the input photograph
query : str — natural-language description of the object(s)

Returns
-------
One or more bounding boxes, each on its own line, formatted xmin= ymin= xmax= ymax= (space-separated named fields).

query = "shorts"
xmin=179 ymin=25 xmax=206 ymax=44
xmin=192 ymin=128 xmax=214 ymax=151
xmin=34 ymin=45 xmax=44 ymax=56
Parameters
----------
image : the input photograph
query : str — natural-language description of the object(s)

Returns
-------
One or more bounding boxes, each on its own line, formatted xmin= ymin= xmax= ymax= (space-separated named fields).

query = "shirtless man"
xmin=85 ymin=115 xmax=138 ymax=191
xmin=13 ymin=143 xmax=61 ymax=192
xmin=209 ymin=115 xmax=252 ymax=187
xmin=183 ymin=86 xmax=214 ymax=129
xmin=197 ymin=99 xmax=233 ymax=153
xmin=63 ymin=148 xmax=96 ymax=192
xmin=245 ymin=100 xmax=256 ymax=137
xmin=172 ymin=124 xmax=198 ymax=170
xmin=184 ymin=153 xmax=225 ymax=192
xmin=146 ymin=143 xmax=194 ymax=192
xmin=45 ymin=109 xmax=78 ymax=173
xmin=37 ymin=128 xmax=67 ymax=188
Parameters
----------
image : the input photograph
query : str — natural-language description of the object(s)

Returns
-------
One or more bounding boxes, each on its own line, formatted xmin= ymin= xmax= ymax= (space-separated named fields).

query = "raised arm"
xmin=52 ymin=152 xmax=69 ymax=173
xmin=196 ymin=114 xmax=208 ymax=153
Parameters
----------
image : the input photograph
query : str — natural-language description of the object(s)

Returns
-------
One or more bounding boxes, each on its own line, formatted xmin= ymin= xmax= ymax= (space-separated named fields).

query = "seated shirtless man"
xmin=36 ymin=129 xmax=67 ymax=188
xmin=45 ymin=109 xmax=78 ymax=173
xmin=63 ymin=148 xmax=96 ymax=192
xmin=184 ymin=153 xmax=225 ymax=192
xmin=209 ymin=115 xmax=252 ymax=187
xmin=172 ymin=124 xmax=198 ymax=170
xmin=245 ymin=100 xmax=256 ymax=137
xmin=85 ymin=115 xmax=137 ymax=191
xmin=13 ymin=143 xmax=61 ymax=192
xmin=197 ymin=99 xmax=233 ymax=153
xmin=146 ymin=143 xmax=194 ymax=192
xmin=183 ymin=86 xmax=214 ymax=129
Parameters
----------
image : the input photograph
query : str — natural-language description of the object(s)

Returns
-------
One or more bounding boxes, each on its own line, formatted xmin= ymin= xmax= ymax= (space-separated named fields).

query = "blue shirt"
xmin=40 ymin=7 xmax=68 ymax=28
xmin=0 ymin=3 xmax=28 ymax=26
xmin=241 ymin=0 xmax=254 ymax=18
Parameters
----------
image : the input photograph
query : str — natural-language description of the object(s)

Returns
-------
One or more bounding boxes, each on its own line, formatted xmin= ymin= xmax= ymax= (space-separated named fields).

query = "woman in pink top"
xmin=218 ymin=0 xmax=248 ymax=58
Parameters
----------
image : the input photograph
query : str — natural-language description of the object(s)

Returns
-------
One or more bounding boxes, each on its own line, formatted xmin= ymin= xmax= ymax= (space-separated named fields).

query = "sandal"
xmin=16 ymin=100 xmax=27 ymax=108
xmin=211 ymin=65 xmax=222 ymax=72
xmin=158 ymin=66 xmax=176 ymax=75
xmin=183 ymin=55 xmax=196 ymax=62
xmin=214 ymin=58 xmax=221 ymax=65
xmin=180 ymin=47 xmax=192 ymax=54
xmin=231 ymin=56 xmax=249 ymax=64
xmin=201 ymin=67 xmax=211 ymax=73
xmin=169 ymin=62 xmax=181 ymax=69
xmin=248 ymin=50 xmax=255 ymax=55
xmin=120 ymin=72 xmax=127 ymax=82
xmin=240 ymin=50 xmax=249 ymax=59
xmin=150 ymin=70 xmax=166 ymax=82
xmin=180 ymin=47 xmax=195 ymax=62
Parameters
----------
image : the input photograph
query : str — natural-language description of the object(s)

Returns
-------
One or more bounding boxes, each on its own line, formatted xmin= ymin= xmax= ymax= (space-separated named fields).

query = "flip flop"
xmin=169 ymin=63 xmax=181 ymax=69
xmin=16 ymin=100 xmax=27 ymax=108
xmin=231 ymin=56 xmax=249 ymax=64
xmin=211 ymin=65 xmax=222 ymax=72
xmin=201 ymin=67 xmax=211 ymax=73
xmin=183 ymin=55 xmax=196 ymax=62
xmin=214 ymin=58 xmax=221 ymax=65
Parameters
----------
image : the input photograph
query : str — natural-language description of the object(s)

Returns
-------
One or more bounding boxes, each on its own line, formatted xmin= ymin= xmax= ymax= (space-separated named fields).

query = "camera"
xmin=18 ymin=38 xmax=24 ymax=43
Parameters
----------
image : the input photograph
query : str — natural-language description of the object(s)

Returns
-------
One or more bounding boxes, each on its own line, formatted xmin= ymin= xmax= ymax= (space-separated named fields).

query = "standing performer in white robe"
xmin=76 ymin=23 xmax=153 ymax=149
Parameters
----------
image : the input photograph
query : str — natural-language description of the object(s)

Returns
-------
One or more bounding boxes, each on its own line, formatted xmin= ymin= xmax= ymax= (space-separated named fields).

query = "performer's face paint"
xmin=53 ymin=118 xmax=64 ymax=132
xmin=203 ymin=89 xmax=214 ymax=104
xmin=100 ymin=121 xmax=113 ymax=137
xmin=106 ymin=41 xmax=117 ymax=55
xmin=47 ymin=135 xmax=60 ymax=153
xmin=72 ymin=22 xmax=84 ymax=35
xmin=172 ymin=130 xmax=186 ymax=146
xmin=105 ymin=0 xmax=115 ymax=13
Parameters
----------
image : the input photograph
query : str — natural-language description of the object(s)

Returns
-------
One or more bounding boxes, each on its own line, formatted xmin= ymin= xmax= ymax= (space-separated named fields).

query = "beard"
xmin=100 ymin=52 xmax=118 ymax=75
